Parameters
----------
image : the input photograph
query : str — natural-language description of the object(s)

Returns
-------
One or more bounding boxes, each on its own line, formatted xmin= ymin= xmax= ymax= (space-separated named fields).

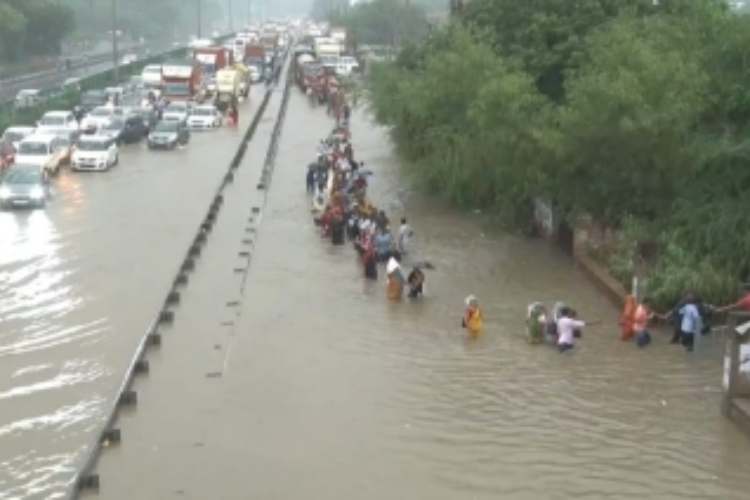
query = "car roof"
xmin=43 ymin=110 xmax=72 ymax=117
xmin=194 ymin=105 xmax=216 ymax=110
xmin=4 ymin=126 xmax=35 ymax=133
xmin=20 ymin=134 xmax=58 ymax=144
xmin=79 ymin=135 xmax=113 ymax=143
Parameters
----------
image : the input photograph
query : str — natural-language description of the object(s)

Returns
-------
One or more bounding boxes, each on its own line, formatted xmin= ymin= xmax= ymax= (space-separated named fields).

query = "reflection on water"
xmin=0 ymin=100 xmax=264 ymax=498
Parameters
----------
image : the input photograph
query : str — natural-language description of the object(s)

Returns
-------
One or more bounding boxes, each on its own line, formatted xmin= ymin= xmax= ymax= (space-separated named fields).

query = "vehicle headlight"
xmin=29 ymin=186 xmax=44 ymax=199
xmin=0 ymin=186 xmax=11 ymax=199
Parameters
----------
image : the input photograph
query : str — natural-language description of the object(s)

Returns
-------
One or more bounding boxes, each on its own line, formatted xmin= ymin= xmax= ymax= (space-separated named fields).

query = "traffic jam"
xmin=0 ymin=24 xmax=291 ymax=210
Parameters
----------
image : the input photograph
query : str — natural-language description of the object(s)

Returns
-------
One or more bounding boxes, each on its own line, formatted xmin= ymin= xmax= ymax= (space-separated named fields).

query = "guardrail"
xmin=64 ymin=61 xmax=283 ymax=500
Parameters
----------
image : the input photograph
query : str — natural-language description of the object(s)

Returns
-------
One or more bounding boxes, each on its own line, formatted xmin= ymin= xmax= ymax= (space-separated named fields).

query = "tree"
xmin=0 ymin=2 xmax=27 ymax=61
xmin=550 ymin=15 xmax=708 ymax=222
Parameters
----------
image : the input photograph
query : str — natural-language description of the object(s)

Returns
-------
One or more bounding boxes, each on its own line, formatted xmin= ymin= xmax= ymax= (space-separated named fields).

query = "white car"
xmin=37 ymin=111 xmax=79 ymax=136
xmin=335 ymin=56 xmax=360 ymax=77
xmin=81 ymin=106 xmax=124 ymax=133
xmin=162 ymin=102 xmax=191 ymax=122
xmin=141 ymin=65 xmax=162 ymax=88
xmin=71 ymin=135 xmax=119 ymax=171
xmin=1 ymin=127 xmax=36 ymax=151
xmin=120 ymin=53 xmax=138 ymax=65
xmin=15 ymin=134 xmax=71 ymax=175
xmin=187 ymin=105 xmax=222 ymax=129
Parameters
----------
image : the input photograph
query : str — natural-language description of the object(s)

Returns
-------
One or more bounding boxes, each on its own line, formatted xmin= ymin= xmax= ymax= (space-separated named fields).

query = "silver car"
xmin=0 ymin=165 xmax=50 ymax=209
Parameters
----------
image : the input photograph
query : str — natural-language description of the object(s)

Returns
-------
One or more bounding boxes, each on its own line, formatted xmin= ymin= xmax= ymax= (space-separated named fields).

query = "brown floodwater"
xmin=84 ymin=88 xmax=750 ymax=500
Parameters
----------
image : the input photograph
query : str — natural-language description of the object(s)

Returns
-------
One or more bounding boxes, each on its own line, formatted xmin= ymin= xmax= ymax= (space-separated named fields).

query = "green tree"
xmin=0 ymin=2 xmax=27 ymax=61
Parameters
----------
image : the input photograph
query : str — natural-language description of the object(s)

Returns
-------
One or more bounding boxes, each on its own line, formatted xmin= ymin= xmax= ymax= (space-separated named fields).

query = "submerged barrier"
xmin=65 ymin=67 xmax=281 ymax=498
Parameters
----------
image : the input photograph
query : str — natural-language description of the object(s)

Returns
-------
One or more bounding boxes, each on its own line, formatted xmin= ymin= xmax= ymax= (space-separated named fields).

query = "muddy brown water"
xmin=2 ymin=85 xmax=750 ymax=499
xmin=0 ymin=89 xmax=262 ymax=499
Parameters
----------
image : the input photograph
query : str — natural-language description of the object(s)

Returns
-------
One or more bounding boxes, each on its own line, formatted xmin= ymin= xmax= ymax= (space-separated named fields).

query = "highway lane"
xmin=0 ymin=85 xmax=266 ymax=499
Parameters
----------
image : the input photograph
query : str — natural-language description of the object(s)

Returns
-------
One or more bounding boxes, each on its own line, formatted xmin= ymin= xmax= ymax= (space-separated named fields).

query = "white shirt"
xmin=557 ymin=317 xmax=585 ymax=345
xmin=398 ymin=224 xmax=412 ymax=253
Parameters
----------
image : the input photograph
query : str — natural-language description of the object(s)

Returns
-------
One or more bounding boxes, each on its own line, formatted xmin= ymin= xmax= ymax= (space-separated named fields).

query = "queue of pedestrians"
xmin=306 ymin=101 xmax=427 ymax=305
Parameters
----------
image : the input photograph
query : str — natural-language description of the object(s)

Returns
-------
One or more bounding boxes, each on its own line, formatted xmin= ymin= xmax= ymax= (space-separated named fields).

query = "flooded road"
xmin=0 ymin=88 xmax=263 ymax=499
xmin=87 ymin=87 xmax=750 ymax=500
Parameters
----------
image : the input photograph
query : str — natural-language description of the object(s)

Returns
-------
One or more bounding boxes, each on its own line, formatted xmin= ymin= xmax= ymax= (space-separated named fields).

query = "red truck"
xmin=193 ymin=46 xmax=233 ymax=75
xmin=162 ymin=60 xmax=203 ymax=101
xmin=244 ymin=44 xmax=265 ymax=66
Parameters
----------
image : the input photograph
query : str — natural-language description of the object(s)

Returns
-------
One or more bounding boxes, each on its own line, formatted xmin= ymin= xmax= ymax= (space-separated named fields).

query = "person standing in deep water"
xmin=462 ymin=295 xmax=483 ymax=336
xmin=556 ymin=307 xmax=588 ymax=352
xmin=678 ymin=293 xmax=703 ymax=352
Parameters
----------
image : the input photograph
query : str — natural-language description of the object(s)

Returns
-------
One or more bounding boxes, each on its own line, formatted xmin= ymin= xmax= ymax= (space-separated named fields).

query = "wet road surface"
xmin=0 ymin=86 xmax=266 ymax=499
xmin=85 ymin=88 xmax=750 ymax=499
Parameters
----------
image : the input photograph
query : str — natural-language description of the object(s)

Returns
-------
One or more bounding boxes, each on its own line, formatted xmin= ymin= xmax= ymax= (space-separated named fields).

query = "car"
xmin=80 ymin=106 xmax=124 ymax=134
xmin=36 ymin=111 xmax=79 ymax=136
xmin=14 ymin=89 xmax=42 ymax=109
xmin=187 ymin=105 xmax=222 ymax=129
xmin=132 ymin=107 xmax=159 ymax=132
xmin=15 ymin=134 xmax=71 ymax=176
xmin=0 ymin=165 xmax=50 ymax=209
xmin=147 ymin=120 xmax=190 ymax=150
xmin=80 ymin=90 xmax=109 ymax=113
xmin=47 ymin=129 xmax=75 ymax=164
xmin=1 ymin=127 xmax=36 ymax=151
xmin=205 ymin=77 xmax=217 ymax=95
xmin=71 ymin=135 xmax=119 ymax=171
xmin=248 ymin=66 xmax=262 ymax=83
xmin=141 ymin=65 xmax=162 ymax=88
xmin=98 ymin=118 xmax=126 ymax=144
xmin=120 ymin=53 xmax=138 ymax=65
xmin=100 ymin=115 xmax=148 ymax=144
xmin=105 ymin=87 xmax=125 ymax=106
xmin=162 ymin=102 xmax=191 ymax=122
xmin=62 ymin=77 xmax=82 ymax=93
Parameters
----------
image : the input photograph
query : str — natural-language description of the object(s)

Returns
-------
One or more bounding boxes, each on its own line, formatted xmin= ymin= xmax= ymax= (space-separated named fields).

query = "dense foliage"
xmin=0 ymin=0 xmax=75 ymax=61
xmin=327 ymin=0 xmax=430 ymax=48
xmin=366 ymin=0 xmax=750 ymax=307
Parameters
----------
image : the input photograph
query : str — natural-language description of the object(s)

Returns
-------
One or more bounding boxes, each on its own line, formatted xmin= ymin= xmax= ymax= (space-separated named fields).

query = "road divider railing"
xmin=65 ymin=68 xmax=280 ymax=499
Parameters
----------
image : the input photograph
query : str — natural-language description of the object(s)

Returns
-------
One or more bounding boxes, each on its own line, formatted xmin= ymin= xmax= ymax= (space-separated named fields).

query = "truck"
xmin=314 ymin=37 xmax=342 ymax=59
xmin=244 ymin=44 xmax=267 ymax=82
xmin=330 ymin=27 xmax=347 ymax=46
xmin=162 ymin=60 xmax=203 ymax=101
xmin=193 ymin=46 xmax=233 ymax=75
xmin=215 ymin=68 xmax=242 ymax=111
xmin=260 ymin=33 xmax=279 ymax=55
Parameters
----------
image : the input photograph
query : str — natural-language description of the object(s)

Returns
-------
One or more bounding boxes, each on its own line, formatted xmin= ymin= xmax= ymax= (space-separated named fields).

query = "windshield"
xmin=167 ymin=103 xmax=187 ymax=112
xmin=18 ymin=142 xmax=48 ymax=155
xmin=91 ymin=108 xmax=112 ymax=117
xmin=154 ymin=122 xmax=178 ymax=133
xmin=144 ymin=67 xmax=161 ymax=74
xmin=4 ymin=168 xmax=41 ymax=184
xmin=192 ymin=108 xmax=214 ymax=116
xmin=83 ymin=93 xmax=105 ymax=103
xmin=40 ymin=116 xmax=65 ymax=126
xmin=77 ymin=140 xmax=109 ymax=152
xmin=3 ymin=132 xmax=24 ymax=142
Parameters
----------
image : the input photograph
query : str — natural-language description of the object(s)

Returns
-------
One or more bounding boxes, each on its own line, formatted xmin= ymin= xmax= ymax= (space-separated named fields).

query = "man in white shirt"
xmin=398 ymin=217 xmax=413 ymax=255
xmin=556 ymin=307 xmax=587 ymax=352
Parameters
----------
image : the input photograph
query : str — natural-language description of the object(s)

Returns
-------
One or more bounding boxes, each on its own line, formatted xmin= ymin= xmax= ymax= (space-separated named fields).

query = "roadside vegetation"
xmin=359 ymin=0 xmax=750 ymax=307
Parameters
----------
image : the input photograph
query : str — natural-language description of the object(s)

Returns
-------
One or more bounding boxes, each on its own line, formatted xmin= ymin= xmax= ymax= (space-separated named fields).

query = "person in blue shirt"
xmin=678 ymin=293 xmax=703 ymax=352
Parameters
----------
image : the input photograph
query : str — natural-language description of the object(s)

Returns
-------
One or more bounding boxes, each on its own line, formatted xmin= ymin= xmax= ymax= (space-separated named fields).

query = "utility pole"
xmin=112 ymin=0 xmax=119 ymax=82
xmin=228 ymin=0 xmax=233 ymax=33
xmin=197 ymin=0 xmax=202 ymax=38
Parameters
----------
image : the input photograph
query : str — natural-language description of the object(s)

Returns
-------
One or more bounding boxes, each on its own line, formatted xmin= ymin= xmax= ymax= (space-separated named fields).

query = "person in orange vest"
xmin=619 ymin=295 xmax=637 ymax=341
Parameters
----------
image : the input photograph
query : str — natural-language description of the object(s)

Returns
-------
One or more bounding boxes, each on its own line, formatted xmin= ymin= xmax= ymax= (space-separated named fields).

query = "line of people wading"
xmin=307 ymin=102 xmax=429 ymax=305
xmin=305 ymin=91 xmax=750 ymax=354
